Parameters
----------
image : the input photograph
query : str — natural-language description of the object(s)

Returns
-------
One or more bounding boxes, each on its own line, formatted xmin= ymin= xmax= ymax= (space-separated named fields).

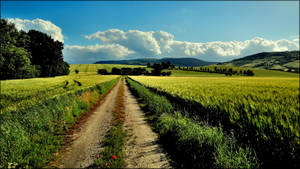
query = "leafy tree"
xmin=246 ymin=69 xmax=254 ymax=76
xmin=26 ymin=30 xmax=69 ymax=77
xmin=111 ymin=67 xmax=121 ymax=75
xmin=0 ymin=44 xmax=37 ymax=79
xmin=97 ymin=69 xmax=108 ymax=75
xmin=0 ymin=19 xmax=37 ymax=80
xmin=0 ymin=19 xmax=69 ymax=79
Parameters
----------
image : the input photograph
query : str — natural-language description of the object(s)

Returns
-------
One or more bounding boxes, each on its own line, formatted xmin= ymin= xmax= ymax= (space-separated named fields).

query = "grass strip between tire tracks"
xmin=95 ymin=77 xmax=127 ymax=168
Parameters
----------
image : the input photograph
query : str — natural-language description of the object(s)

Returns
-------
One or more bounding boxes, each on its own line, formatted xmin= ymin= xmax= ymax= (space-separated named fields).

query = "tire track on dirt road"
xmin=123 ymin=81 xmax=171 ymax=168
xmin=49 ymin=80 xmax=121 ymax=168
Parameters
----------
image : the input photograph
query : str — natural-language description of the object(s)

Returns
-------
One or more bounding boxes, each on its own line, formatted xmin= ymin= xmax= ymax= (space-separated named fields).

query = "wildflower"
xmin=96 ymin=155 xmax=99 ymax=159
xmin=112 ymin=155 xmax=117 ymax=159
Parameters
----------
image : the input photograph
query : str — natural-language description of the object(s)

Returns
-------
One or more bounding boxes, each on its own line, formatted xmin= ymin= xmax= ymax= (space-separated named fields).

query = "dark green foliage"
xmin=126 ymin=77 xmax=258 ymax=168
xmin=0 ymin=19 xmax=69 ymax=80
xmin=148 ymin=62 xmax=172 ymax=76
xmin=97 ymin=69 xmax=109 ymax=75
xmin=178 ymin=65 xmax=255 ymax=76
xmin=110 ymin=67 xmax=147 ymax=75
xmin=26 ymin=30 xmax=69 ymax=77
xmin=0 ymin=78 xmax=118 ymax=168
xmin=0 ymin=19 xmax=38 ymax=79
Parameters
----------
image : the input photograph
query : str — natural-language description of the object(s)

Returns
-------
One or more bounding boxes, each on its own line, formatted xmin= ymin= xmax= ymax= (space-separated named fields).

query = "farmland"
xmin=1 ymin=74 xmax=119 ymax=114
xmin=1 ymin=63 xmax=299 ymax=168
xmin=69 ymin=64 xmax=147 ymax=74
xmin=70 ymin=64 xmax=299 ymax=77
xmin=0 ymin=74 xmax=120 ymax=168
xmin=130 ymin=76 xmax=300 ymax=168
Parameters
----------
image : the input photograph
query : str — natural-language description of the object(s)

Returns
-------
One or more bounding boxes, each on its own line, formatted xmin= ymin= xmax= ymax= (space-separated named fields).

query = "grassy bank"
xmin=95 ymin=78 xmax=127 ymax=168
xmin=130 ymin=76 xmax=300 ymax=168
xmin=126 ymin=77 xmax=259 ymax=168
xmin=0 ymin=77 xmax=120 ymax=168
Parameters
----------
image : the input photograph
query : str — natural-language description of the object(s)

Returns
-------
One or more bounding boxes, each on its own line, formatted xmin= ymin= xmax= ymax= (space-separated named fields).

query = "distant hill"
xmin=221 ymin=51 xmax=299 ymax=73
xmin=95 ymin=57 xmax=216 ymax=67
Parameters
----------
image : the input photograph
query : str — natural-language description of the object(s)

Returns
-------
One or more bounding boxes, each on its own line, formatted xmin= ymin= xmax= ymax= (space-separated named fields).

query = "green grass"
xmin=126 ymin=77 xmax=258 ymax=168
xmin=251 ymin=68 xmax=299 ymax=77
xmin=283 ymin=60 xmax=300 ymax=68
xmin=130 ymin=76 xmax=300 ymax=168
xmin=0 ymin=74 xmax=119 ymax=114
xmin=0 ymin=77 xmax=120 ymax=168
xmin=95 ymin=78 xmax=126 ymax=168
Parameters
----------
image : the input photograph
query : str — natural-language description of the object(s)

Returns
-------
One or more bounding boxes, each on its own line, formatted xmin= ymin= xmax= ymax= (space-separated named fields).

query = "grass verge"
xmin=126 ymin=77 xmax=259 ymax=169
xmin=95 ymin=78 xmax=126 ymax=168
xmin=0 ymin=77 xmax=120 ymax=168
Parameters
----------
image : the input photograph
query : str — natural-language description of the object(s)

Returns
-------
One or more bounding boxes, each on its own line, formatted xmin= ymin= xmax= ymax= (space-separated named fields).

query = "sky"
xmin=1 ymin=1 xmax=299 ymax=64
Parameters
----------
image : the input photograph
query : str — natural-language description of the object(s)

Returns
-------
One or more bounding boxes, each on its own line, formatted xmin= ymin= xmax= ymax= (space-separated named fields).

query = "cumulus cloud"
xmin=7 ymin=18 xmax=64 ymax=43
xmin=63 ymin=44 xmax=134 ymax=64
xmin=77 ymin=29 xmax=299 ymax=63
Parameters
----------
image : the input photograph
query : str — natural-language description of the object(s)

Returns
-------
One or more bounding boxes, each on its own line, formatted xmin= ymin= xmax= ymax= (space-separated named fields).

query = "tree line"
xmin=176 ymin=66 xmax=255 ymax=76
xmin=0 ymin=19 xmax=69 ymax=80
xmin=87 ymin=62 xmax=173 ymax=76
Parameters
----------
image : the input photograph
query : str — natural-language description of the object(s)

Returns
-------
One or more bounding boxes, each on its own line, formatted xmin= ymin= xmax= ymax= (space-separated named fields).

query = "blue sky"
xmin=2 ymin=1 xmax=299 ymax=63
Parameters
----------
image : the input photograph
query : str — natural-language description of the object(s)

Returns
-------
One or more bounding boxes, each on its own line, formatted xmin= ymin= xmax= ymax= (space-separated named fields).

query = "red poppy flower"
xmin=96 ymin=155 xmax=100 ymax=159
xmin=112 ymin=155 xmax=117 ymax=159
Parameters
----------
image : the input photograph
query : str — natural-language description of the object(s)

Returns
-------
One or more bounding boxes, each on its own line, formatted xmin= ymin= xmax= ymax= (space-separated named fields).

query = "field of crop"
xmin=130 ymin=76 xmax=300 ymax=167
xmin=0 ymin=74 xmax=120 ymax=168
xmin=0 ymin=74 xmax=119 ymax=114
xmin=69 ymin=64 xmax=146 ymax=74
xmin=70 ymin=64 xmax=299 ymax=77
xmin=180 ymin=65 xmax=299 ymax=77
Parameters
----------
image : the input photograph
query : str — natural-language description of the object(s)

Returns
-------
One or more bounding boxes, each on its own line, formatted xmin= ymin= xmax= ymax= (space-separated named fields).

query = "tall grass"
xmin=126 ymin=77 xmax=259 ymax=168
xmin=0 ymin=78 xmax=119 ymax=168
xmin=131 ymin=76 xmax=300 ymax=168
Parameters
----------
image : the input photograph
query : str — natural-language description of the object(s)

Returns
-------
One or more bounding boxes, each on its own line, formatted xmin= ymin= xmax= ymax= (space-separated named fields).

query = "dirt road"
xmin=49 ymin=79 xmax=171 ymax=168
xmin=50 ymin=80 xmax=121 ymax=168
xmin=124 ymin=82 xmax=171 ymax=168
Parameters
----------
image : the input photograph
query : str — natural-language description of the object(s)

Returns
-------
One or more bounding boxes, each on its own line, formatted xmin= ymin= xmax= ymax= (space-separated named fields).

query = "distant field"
xmin=70 ymin=64 xmax=298 ymax=77
xmin=250 ymin=68 xmax=299 ymax=77
xmin=191 ymin=65 xmax=299 ymax=77
xmin=70 ymin=64 xmax=147 ymax=74
xmin=1 ymin=74 xmax=119 ymax=113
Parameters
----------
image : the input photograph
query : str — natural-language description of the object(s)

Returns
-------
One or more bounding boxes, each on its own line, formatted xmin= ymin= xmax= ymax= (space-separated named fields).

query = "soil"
xmin=49 ymin=80 xmax=121 ymax=168
xmin=49 ymin=79 xmax=171 ymax=168
xmin=123 ymin=81 xmax=171 ymax=168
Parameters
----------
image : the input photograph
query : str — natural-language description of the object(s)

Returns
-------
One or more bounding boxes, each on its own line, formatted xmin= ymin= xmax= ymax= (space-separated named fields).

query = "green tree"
xmin=0 ymin=19 xmax=37 ymax=80
xmin=0 ymin=45 xmax=36 ymax=79
xmin=26 ymin=30 xmax=69 ymax=77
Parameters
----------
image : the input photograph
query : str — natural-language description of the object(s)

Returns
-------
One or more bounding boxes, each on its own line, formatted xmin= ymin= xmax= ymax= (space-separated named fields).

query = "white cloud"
xmin=64 ymin=44 xmax=134 ymax=64
xmin=7 ymin=18 xmax=64 ymax=43
xmin=86 ymin=29 xmax=162 ymax=57
xmin=78 ymin=29 xmax=299 ymax=62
